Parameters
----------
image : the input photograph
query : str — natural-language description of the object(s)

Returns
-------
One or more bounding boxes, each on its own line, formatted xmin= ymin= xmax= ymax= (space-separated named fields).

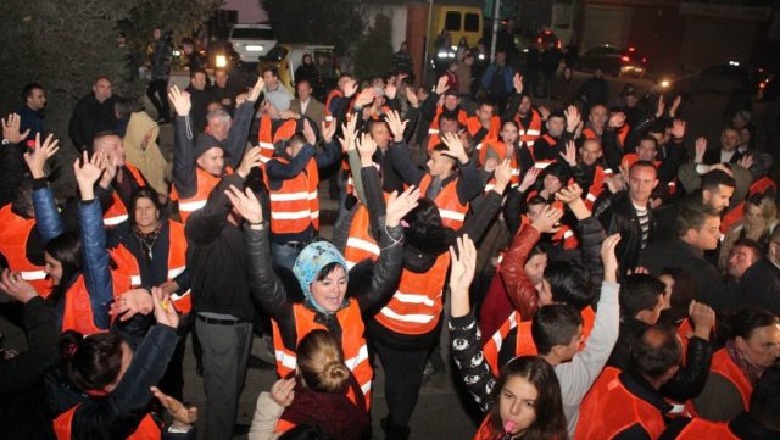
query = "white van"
xmin=228 ymin=23 xmax=277 ymax=62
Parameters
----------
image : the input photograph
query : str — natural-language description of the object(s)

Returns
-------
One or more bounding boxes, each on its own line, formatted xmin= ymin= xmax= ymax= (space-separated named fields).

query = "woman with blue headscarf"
xmin=226 ymin=163 xmax=419 ymax=411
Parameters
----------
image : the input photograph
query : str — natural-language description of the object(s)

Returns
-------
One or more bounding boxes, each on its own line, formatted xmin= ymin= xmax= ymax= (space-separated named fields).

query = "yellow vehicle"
xmin=428 ymin=6 xmax=483 ymax=71
xmin=260 ymin=44 xmax=336 ymax=95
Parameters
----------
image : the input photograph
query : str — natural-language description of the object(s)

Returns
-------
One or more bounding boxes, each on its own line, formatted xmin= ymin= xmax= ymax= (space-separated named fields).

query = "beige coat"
xmin=248 ymin=391 xmax=283 ymax=440
xmin=123 ymin=111 xmax=168 ymax=196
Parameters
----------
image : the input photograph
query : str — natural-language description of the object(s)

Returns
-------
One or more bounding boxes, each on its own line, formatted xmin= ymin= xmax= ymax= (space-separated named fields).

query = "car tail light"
xmin=621 ymin=55 xmax=630 ymax=62
xmin=628 ymin=47 xmax=636 ymax=52
xmin=641 ymin=56 xmax=647 ymax=63
xmin=759 ymin=82 xmax=766 ymax=89
xmin=557 ymin=40 xmax=562 ymax=49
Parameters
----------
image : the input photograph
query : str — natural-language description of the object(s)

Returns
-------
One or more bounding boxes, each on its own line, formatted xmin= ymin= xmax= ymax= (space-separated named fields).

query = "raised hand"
xmin=655 ymin=95 xmax=665 ymax=117
xmin=671 ymin=119 xmax=686 ymax=139
xmin=344 ymin=79 xmax=358 ymax=98
xmin=669 ymin=95 xmax=682 ymax=117
xmin=385 ymin=82 xmax=397 ymax=100
xmin=301 ymin=118 xmax=317 ymax=145
xmin=449 ymin=234 xmax=477 ymax=298
xmin=151 ymin=286 xmax=179 ymax=329
xmin=224 ymin=185 xmax=263 ymax=224
xmin=689 ymin=300 xmax=715 ymax=340
xmin=23 ymin=133 xmax=60 ymax=179
xmin=150 ymin=386 xmax=197 ymax=425
xmin=531 ymin=205 xmax=562 ymax=234
xmin=560 ymin=140 xmax=577 ymax=166
xmin=538 ymin=105 xmax=551 ymax=121
xmin=441 ymin=132 xmax=468 ymax=163
xmin=98 ymin=153 xmax=119 ymax=189
xmin=248 ymin=76 xmax=265 ymax=102
xmin=556 ymin=182 xmax=583 ymax=204
xmin=237 ymin=146 xmax=263 ymax=179
xmin=386 ymin=110 xmax=408 ymax=143
xmin=493 ymin=159 xmax=513 ymax=194
xmin=519 ymin=167 xmax=540 ymax=193
xmin=600 ymin=234 xmax=621 ymax=283
xmin=1 ymin=113 xmax=30 ymax=144
xmin=356 ymin=132 xmax=378 ymax=165
xmin=168 ymin=85 xmax=191 ymax=116
xmin=338 ymin=116 xmax=358 ymax=153
xmin=0 ymin=269 xmax=38 ymax=303
xmin=73 ymin=150 xmax=105 ymax=190
xmin=695 ymin=138 xmax=707 ymax=163
xmin=405 ymin=87 xmax=419 ymax=107
xmin=355 ymin=87 xmax=375 ymax=108
xmin=321 ymin=120 xmax=335 ymax=144
xmin=737 ymin=154 xmax=753 ymax=170
xmin=435 ymin=76 xmax=449 ymax=95
xmin=385 ymin=186 xmax=420 ymax=227
xmin=608 ymin=112 xmax=626 ymax=128
xmin=270 ymin=378 xmax=296 ymax=407
xmin=513 ymin=73 xmax=523 ymax=94
xmin=564 ymin=105 xmax=581 ymax=132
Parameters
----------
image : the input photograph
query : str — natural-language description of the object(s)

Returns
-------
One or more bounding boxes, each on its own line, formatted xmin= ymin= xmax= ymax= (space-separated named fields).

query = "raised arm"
xmin=354 ymin=187 xmax=417 ymax=315
xmin=224 ymin=77 xmax=264 ymax=168
xmin=449 ymin=235 xmax=496 ymax=411
xmin=459 ymin=159 xmax=512 ymax=241
xmin=26 ymin=134 xmax=63 ymax=242
xmin=75 ymin=150 xmax=115 ymax=330
xmin=169 ymin=85 xmax=197 ymax=199
xmin=441 ymin=133 xmax=482 ymax=204
xmin=226 ymin=185 xmax=292 ymax=319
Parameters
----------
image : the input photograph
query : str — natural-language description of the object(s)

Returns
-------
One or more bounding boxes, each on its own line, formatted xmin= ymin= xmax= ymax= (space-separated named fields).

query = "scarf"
xmin=133 ymin=223 xmax=162 ymax=263
xmin=725 ymin=339 xmax=763 ymax=385
xmin=280 ymin=377 xmax=369 ymax=440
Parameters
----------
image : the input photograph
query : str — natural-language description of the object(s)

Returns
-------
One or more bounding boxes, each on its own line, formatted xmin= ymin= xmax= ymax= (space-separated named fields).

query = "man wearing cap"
xmin=169 ymin=78 xmax=262 ymax=222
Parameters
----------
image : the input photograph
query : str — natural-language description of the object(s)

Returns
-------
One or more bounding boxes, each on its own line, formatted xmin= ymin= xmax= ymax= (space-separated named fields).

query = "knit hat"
xmin=193 ymin=133 xmax=223 ymax=159
xmin=293 ymin=241 xmax=349 ymax=314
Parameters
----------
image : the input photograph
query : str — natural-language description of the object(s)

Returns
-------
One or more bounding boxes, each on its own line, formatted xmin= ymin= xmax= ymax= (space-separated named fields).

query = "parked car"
xmin=577 ymin=45 xmax=647 ymax=78
xmin=672 ymin=61 xmax=773 ymax=98
xmin=228 ymin=23 xmax=277 ymax=64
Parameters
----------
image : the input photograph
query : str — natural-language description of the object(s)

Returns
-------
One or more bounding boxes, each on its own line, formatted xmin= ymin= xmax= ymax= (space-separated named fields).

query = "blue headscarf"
xmin=293 ymin=241 xmax=348 ymax=314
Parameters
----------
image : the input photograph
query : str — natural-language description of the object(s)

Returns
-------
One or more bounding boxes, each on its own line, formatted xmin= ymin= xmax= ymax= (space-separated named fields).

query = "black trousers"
xmin=374 ymin=339 xmax=431 ymax=432
xmin=146 ymin=78 xmax=170 ymax=120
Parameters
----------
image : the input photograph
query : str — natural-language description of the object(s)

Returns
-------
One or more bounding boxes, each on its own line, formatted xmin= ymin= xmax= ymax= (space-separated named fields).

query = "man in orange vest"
xmin=169 ymin=79 xmax=262 ymax=221
xmin=420 ymin=77 xmax=469 ymax=149
xmin=574 ymin=325 xmax=684 ymax=440
xmin=265 ymin=119 xmax=340 ymax=271
xmin=508 ymin=92 xmax=543 ymax=151
xmin=467 ymin=101 xmax=500 ymax=146
xmin=91 ymin=131 xmax=147 ymax=227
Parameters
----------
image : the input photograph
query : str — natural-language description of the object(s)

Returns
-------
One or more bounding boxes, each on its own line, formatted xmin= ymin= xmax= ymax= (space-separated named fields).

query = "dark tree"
xmin=263 ymin=0 xmax=363 ymax=55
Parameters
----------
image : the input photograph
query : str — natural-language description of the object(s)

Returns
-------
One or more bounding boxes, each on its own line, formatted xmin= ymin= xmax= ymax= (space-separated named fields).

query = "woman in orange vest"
xmin=235 ymin=173 xmax=419 ymax=409
xmin=48 ymin=290 xmax=196 ymax=439
xmin=28 ymin=140 xmax=117 ymax=335
xmin=694 ymin=310 xmax=780 ymax=421
xmin=249 ymin=330 xmax=370 ymax=439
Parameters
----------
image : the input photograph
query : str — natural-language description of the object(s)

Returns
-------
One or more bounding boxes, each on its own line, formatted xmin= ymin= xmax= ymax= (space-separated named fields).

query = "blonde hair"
xmin=297 ymin=330 xmax=351 ymax=393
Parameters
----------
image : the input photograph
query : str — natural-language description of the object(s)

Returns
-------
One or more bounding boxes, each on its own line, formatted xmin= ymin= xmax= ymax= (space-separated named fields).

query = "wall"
xmin=221 ymin=0 xmax=268 ymax=23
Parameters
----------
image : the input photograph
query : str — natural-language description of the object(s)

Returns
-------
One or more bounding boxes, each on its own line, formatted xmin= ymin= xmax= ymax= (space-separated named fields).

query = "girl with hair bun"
xmin=249 ymin=329 xmax=370 ymax=440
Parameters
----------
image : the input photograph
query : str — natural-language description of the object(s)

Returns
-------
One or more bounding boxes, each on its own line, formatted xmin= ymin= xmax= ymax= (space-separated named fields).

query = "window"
xmin=464 ymin=13 xmax=480 ymax=32
xmin=445 ymin=12 xmax=461 ymax=31
xmin=231 ymin=27 xmax=275 ymax=40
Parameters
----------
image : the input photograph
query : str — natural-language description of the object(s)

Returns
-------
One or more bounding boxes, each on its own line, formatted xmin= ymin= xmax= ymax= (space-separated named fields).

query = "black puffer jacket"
xmin=594 ymin=190 xmax=655 ymax=273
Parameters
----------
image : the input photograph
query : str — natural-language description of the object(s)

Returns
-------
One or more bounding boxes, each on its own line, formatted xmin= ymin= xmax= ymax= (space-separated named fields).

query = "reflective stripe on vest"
xmin=102 ymin=164 xmax=146 ymax=226
xmin=264 ymin=158 xmax=319 ymax=234
xmin=0 ymin=205 xmax=51 ymax=296
xmin=418 ymin=174 xmax=469 ymax=230
xmin=171 ymin=166 xmax=231 ymax=222
xmin=375 ymin=253 xmax=450 ymax=335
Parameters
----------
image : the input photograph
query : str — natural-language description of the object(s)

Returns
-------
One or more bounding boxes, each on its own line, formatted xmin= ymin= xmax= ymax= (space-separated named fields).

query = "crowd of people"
xmin=0 ymin=28 xmax=779 ymax=440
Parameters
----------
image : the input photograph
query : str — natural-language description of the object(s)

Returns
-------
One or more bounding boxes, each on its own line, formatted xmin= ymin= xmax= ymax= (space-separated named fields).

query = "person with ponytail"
xmin=249 ymin=329 xmax=370 ymax=440
xmin=25 ymin=134 xmax=116 ymax=334
xmin=49 ymin=288 xmax=195 ymax=439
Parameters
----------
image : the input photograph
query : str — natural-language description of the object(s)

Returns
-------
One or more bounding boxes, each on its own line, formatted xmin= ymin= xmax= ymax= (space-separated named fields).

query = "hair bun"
xmin=321 ymin=361 xmax=350 ymax=391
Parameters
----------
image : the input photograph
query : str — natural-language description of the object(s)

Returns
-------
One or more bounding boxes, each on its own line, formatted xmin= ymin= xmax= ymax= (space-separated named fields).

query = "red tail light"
xmin=621 ymin=55 xmax=630 ymax=62
xmin=641 ymin=56 xmax=647 ymax=63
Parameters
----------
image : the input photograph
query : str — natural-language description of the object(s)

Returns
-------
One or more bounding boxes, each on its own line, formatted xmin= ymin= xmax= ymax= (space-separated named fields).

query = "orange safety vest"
xmin=344 ymin=204 xmax=380 ymax=270
xmin=669 ymin=418 xmax=737 ymax=440
xmin=61 ymin=271 xmax=129 ymax=335
xmin=707 ymin=349 xmax=752 ymax=411
xmin=472 ymin=414 xmax=503 ymax=440
xmin=428 ymin=106 xmax=468 ymax=137
xmin=480 ymin=139 xmax=521 ymax=187
xmin=514 ymin=110 xmax=542 ymax=149
xmin=584 ymin=166 xmax=613 ymax=210
xmin=264 ymin=157 xmax=319 ymax=234
xmin=418 ymin=174 xmax=469 ymax=230
xmin=467 ymin=116 xmax=501 ymax=143
xmin=749 ymin=176 xmax=776 ymax=197
xmin=374 ymin=252 xmax=450 ymax=335
xmin=324 ymin=89 xmax=343 ymax=117
xmin=484 ymin=307 xmax=595 ymax=376
xmin=257 ymin=115 xmax=275 ymax=163
xmin=574 ymin=367 xmax=666 ymax=440
xmin=617 ymin=124 xmax=630 ymax=147
xmin=271 ymin=300 xmax=373 ymax=406
xmin=53 ymin=405 xmax=160 ymax=440
xmin=0 ymin=205 xmax=51 ymax=297
xmin=103 ymin=164 xmax=147 ymax=226
xmin=170 ymin=166 xmax=234 ymax=223
xmin=107 ymin=221 xmax=191 ymax=314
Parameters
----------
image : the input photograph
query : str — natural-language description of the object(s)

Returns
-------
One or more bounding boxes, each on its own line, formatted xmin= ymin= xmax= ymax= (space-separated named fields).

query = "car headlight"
xmin=659 ymin=78 xmax=672 ymax=89
xmin=215 ymin=55 xmax=227 ymax=68
xmin=437 ymin=51 xmax=448 ymax=59
xmin=246 ymin=45 xmax=264 ymax=52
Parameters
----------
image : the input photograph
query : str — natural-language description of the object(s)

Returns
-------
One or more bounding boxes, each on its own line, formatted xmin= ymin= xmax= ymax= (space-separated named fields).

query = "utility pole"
xmin=423 ymin=0 xmax=434 ymax=84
